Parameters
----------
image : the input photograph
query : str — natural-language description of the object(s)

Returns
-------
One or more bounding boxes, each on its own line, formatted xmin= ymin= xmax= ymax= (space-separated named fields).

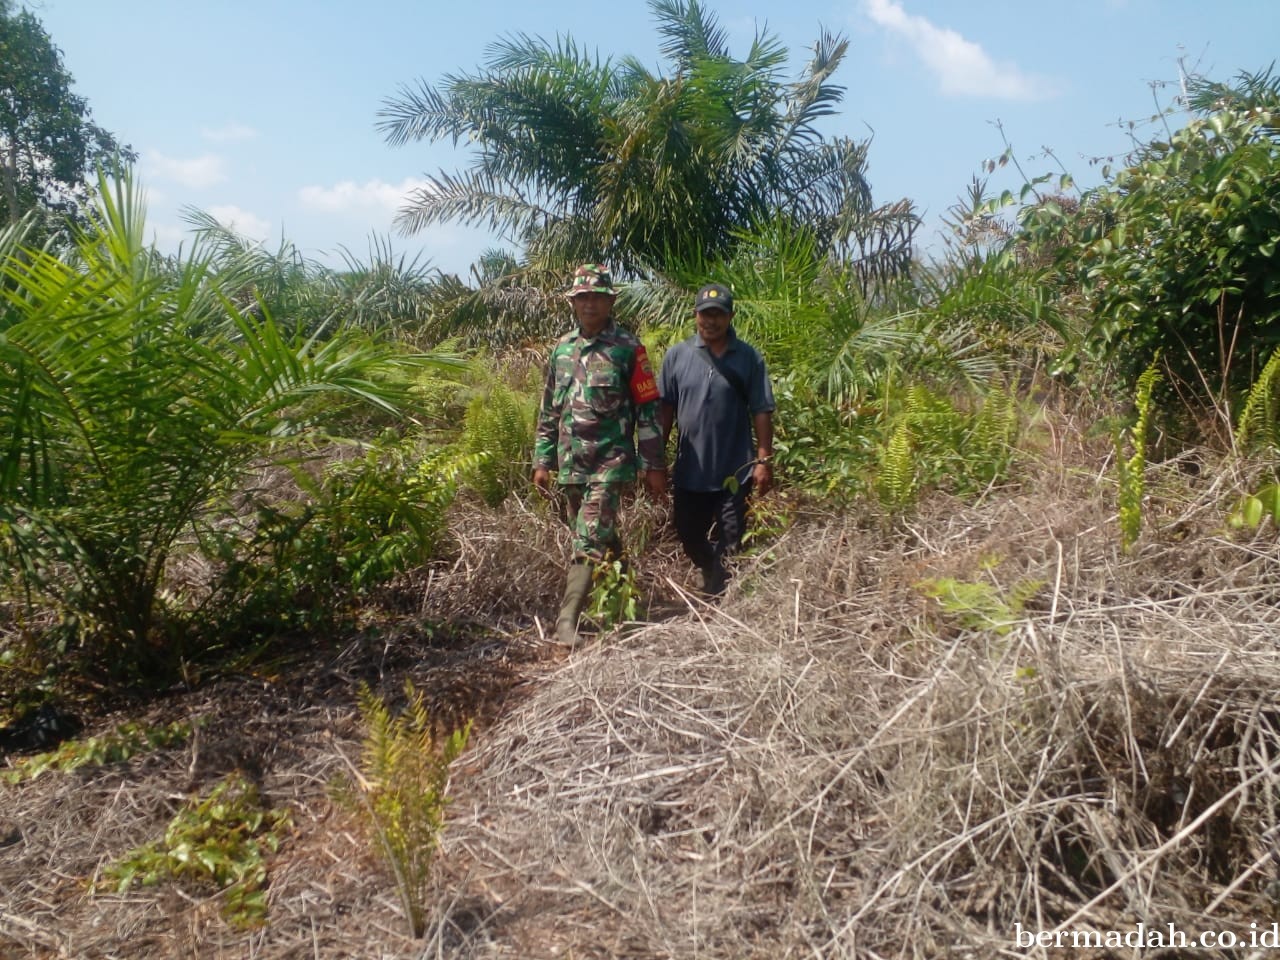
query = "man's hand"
xmin=644 ymin=468 xmax=668 ymax=500
xmin=752 ymin=460 xmax=773 ymax=497
xmin=532 ymin=466 xmax=552 ymax=496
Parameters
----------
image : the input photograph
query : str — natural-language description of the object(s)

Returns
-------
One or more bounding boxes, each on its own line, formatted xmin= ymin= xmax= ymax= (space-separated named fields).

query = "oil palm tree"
xmin=0 ymin=171 xmax=455 ymax=680
xmin=378 ymin=0 xmax=904 ymax=276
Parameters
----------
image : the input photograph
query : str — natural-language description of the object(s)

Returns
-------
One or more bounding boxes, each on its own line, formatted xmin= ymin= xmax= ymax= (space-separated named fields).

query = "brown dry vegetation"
xmin=4 ymin=411 xmax=1280 ymax=959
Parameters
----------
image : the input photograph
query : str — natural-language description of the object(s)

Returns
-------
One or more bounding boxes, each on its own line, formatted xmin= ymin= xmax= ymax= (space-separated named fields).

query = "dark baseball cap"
xmin=694 ymin=283 xmax=734 ymax=313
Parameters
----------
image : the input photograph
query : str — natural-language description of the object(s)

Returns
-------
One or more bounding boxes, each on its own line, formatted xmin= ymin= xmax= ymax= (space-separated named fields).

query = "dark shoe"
xmin=700 ymin=561 xmax=727 ymax=597
xmin=554 ymin=562 xmax=594 ymax=647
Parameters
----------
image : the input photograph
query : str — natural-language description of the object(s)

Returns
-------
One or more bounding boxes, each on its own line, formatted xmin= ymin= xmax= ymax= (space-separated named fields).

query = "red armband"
xmin=629 ymin=345 xmax=659 ymax=404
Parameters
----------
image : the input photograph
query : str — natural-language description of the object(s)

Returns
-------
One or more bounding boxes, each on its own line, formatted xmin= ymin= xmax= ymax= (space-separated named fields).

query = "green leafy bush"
xmin=1056 ymin=86 xmax=1279 ymax=405
xmin=586 ymin=559 xmax=640 ymax=629
xmin=2 ymin=720 xmax=191 ymax=784
xmin=100 ymin=773 xmax=291 ymax=927
xmin=206 ymin=439 xmax=478 ymax=637
xmin=771 ymin=371 xmax=877 ymax=501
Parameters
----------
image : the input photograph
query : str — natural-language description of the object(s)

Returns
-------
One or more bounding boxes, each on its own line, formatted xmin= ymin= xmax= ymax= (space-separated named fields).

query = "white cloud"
xmin=200 ymin=123 xmax=258 ymax=143
xmin=298 ymin=177 xmax=433 ymax=215
xmin=146 ymin=221 xmax=187 ymax=251
xmin=145 ymin=151 xmax=228 ymax=189
xmin=863 ymin=0 xmax=1055 ymax=100
xmin=205 ymin=205 xmax=271 ymax=243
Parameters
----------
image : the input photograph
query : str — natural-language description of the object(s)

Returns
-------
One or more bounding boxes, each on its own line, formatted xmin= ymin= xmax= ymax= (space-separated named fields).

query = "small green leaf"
xmin=1258 ymin=484 xmax=1280 ymax=524
xmin=1232 ymin=495 xmax=1265 ymax=529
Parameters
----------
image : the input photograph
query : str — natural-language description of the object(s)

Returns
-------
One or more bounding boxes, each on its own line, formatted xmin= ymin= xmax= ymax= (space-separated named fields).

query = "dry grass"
xmin=4 ymin=434 xmax=1280 ymax=958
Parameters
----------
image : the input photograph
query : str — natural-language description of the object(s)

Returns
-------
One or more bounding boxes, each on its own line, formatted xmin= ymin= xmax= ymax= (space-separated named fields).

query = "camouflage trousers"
xmin=560 ymin=483 xmax=624 ymax=562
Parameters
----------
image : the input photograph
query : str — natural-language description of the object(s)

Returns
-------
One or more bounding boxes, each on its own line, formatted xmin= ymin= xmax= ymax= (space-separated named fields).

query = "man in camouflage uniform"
xmin=533 ymin=264 xmax=666 ymax=647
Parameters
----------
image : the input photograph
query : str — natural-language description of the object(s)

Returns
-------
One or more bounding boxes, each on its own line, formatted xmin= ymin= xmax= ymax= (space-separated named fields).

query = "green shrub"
xmin=99 ymin=773 xmax=292 ymax=928
xmin=771 ymin=371 xmax=877 ymax=501
xmin=586 ymin=559 xmax=640 ymax=629
xmin=2 ymin=720 xmax=192 ymax=784
xmin=206 ymin=438 xmax=479 ymax=637
xmin=1027 ymin=82 xmax=1280 ymax=409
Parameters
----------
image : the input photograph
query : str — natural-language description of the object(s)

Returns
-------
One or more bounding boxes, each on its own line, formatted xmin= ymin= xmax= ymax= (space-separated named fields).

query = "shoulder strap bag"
xmin=693 ymin=345 xmax=750 ymax=407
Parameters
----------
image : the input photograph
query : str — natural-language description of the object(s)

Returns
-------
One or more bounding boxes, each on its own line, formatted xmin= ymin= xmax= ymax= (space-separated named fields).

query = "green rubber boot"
xmin=554 ymin=562 xmax=594 ymax=647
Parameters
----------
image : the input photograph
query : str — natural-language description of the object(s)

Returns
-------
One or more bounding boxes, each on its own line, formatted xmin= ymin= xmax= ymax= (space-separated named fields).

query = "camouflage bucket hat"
xmin=566 ymin=263 xmax=618 ymax=297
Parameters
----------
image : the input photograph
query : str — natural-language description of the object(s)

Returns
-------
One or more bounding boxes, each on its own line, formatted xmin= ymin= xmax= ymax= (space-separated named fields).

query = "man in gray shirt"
xmin=658 ymin=283 xmax=775 ymax=595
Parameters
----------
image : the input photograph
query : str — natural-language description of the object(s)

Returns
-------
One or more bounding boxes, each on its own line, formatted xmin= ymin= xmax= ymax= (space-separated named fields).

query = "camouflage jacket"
xmin=534 ymin=320 xmax=664 ymax=484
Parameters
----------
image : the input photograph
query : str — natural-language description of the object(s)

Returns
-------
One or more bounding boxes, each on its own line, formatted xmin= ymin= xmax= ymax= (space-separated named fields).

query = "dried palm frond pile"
xmin=425 ymin=459 xmax=1280 ymax=958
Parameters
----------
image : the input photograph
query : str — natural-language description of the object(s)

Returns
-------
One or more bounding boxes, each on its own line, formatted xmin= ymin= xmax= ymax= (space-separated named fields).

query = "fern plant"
xmin=459 ymin=380 xmax=537 ymax=507
xmin=1235 ymin=345 xmax=1280 ymax=453
xmin=876 ymin=420 xmax=916 ymax=508
xmin=1226 ymin=347 xmax=1280 ymax=527
xmin=1116 ymin=360 xmax=1162 ymax=552
xmin=968 ymin=379 xmax=1019 ymax=486
xmin=874 ymin=379 xmax=1022 ymax=509
xmin=341 ymin=681 xmax=471 ymax=939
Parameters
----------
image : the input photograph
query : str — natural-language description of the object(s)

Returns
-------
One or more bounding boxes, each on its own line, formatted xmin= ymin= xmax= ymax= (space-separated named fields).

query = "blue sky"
xmin=27 ymin=0 xmax=1280 ymax=276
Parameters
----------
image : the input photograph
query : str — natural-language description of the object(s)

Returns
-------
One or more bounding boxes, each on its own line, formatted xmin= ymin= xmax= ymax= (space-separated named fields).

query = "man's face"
xmin=695 ymin=307 xmax=732 ymax=343
xmin=570 ymin=292 xmax=615 ymax=332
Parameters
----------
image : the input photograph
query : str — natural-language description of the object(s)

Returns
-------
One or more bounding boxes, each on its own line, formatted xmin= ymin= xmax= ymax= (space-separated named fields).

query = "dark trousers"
xmin=672 ymin=481 xmax=752 ymax=571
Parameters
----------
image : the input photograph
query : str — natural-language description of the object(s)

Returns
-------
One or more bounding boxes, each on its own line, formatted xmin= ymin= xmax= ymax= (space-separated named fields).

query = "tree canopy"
xmin=1030 ymin=66 xmax=1280 ymax=407
xmin=0 ymin=0 xmax=133 ymax=228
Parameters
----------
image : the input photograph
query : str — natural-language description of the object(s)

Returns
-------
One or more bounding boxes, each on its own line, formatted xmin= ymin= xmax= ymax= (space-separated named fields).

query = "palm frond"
xmin=377 ymin=0 xmax=880 ymax=277
xmin=781 ymin=29 xmax=849 ymax=144
xmin=393 ymin=169 xmax=557 ymax=240
xmin=651 ymin=0 xmax=730 ymax=66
